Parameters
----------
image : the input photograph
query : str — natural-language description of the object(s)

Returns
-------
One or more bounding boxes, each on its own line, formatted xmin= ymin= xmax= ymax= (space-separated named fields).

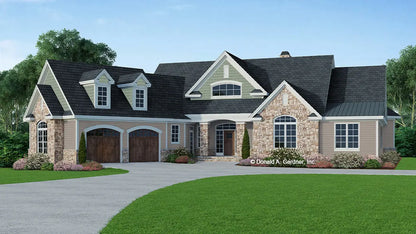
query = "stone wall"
xmin=199 ymin=123 xmax=209 ymax=156
xmin=63 ymin=149 xmax=77 ymax=164
xmin=235 ymin=123 xmax=245 ymax=157
xmin=251 ymin=86 xmax=319 ymax=158
xmin=28 ymin=98 xmax=65 ymax=163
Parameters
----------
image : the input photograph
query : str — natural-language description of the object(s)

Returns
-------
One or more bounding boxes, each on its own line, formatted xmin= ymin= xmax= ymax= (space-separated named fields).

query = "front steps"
xmin=198 ymin=156 xmax=241 ymax=162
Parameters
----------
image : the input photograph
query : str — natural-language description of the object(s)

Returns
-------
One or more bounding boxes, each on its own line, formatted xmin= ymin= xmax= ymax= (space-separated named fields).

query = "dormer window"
xmin=79 ymin=69 xmax=114 ymax=109
xmin=117 ymin=72 xmax=151 ymax=111
xmin=211 ymin=81 xmax=242 ymax=99
xmin=134 ymin=87 xmax=147 ymax=110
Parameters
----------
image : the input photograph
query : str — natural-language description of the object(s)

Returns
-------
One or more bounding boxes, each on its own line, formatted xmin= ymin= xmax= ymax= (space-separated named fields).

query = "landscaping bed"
xmin=101 ymin=174 xmax=416 ymax=233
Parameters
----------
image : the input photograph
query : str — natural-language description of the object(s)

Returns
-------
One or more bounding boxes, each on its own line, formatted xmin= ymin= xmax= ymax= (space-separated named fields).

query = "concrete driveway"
xmin=1 ymin=162 xmax=416 ymax=234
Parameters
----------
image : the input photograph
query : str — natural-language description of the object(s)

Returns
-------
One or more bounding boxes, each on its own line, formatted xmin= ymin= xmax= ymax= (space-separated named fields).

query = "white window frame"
xmin=273 ymin=116 xmax=297 ymax=149
xmin=210 ymin=80 xmax=242 ymax=99
xmin=223 ymin=64 xmax=229 ymax=78
xmin=95 ymin=85 xmax=111 ymax=109
xmin=334 ymin=122 xmax=360 ymax=151
xmin=171 ymin=124 xmax=180 ymax=144
xmin=37 ymin=121 xmax=48 ymax=154
xmin=133 ymin=87 xmax=147 ymax=111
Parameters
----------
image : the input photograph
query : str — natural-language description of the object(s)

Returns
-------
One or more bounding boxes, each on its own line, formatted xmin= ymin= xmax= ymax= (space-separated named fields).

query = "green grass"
xmin=102 ymin=174 xmax=416 ymax=234
xmin=0 ymin=168 xmax=128 ymax=185
xmin=396 ymin=157 xmax=416 ymax=170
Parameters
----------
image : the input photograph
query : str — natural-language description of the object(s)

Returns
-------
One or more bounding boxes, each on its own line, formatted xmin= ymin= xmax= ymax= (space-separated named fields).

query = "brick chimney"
xmin=280 ymin=51 xmax=291 ymax=58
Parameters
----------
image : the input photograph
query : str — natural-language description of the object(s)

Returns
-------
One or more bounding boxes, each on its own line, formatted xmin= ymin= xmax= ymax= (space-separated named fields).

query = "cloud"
xmin=0 ymin=40 xmax=25 ymax=71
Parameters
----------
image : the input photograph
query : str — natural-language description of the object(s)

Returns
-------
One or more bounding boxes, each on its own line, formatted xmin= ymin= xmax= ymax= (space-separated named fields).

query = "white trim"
xmin=210 ymin=80 xmax=242 ymax=99
xmin=127 ymin=126 xmax=162 ymax=162
xmin=58 ymin=115 xmax=190 ymax=123
xmin=95 ymin=85 xmax=111 ymax=109
xmin=165 ymin=122 xmax=168 ymax=149
xmin=376 ymin=120 xmax=379 ymax=157
xmin=171 ymin=124 xmax=180 ymax=144
xmin=223 ymin=64 xmax=229 ymax=78
xmin=184 ymin=51 xmax=267 ymax=97
xmin=387 ymin=116 xmax=401 ymax=120
xmin=116 ymin=73 xmax=151 ymax=88
xmin=333 ymin=122 xmax=360 ymax=152
xmin=79 ymin=69 xmax=115 ymax=85
xmin=215 ymin=123 xmax=236 ymax=155
xmin=37 ymin=121 xmax=48 ymax=154
xmin=34 ymin=87 xmax=52 ymax=116
xmin=273 ymin=116 xmax=297 ymax=149
xmin=83 ymin=125 xmax=124 ymax=163
xmin=250 ymin=80 xmax=321 ymax=119
xmin=185 ymin=113 xmax=253 ymax=123
xmin=132 ymin=87 xmax=148 ymax=111
xmin=393 ymin=121 xmax=396 ymax=148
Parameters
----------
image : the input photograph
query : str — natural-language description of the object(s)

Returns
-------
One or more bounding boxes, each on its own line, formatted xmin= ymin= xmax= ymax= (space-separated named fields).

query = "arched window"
xmin=274 ymin=116 xmax=296 ymax=148
xmin=37 ymin=121 xmax=47 ymax=154
xmin=212 ymin=84 xmax=241 ymax=97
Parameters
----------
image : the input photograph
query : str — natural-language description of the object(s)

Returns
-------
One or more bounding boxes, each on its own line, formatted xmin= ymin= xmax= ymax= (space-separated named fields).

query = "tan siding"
xmin=382 ymin=120 xmax=395 ymax=151
xmin=64 ymin=120 xmax=76 ymax=149
xmin=43 ymin=67 xmax=71 ymax=112
xmin=320 ymin=120 xmax=377 ymax=157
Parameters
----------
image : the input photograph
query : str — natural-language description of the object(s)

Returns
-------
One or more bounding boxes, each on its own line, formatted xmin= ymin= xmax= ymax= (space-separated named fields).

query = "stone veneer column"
xmin=235 ymin=122 xmax=245 ymax=157
xmin=199 ymin=123 xmax=209 ymax=156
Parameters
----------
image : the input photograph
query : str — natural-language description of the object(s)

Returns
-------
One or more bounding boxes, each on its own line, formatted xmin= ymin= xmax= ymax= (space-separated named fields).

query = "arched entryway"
xmin=128 ymin=128 xmax=160 ymax=162
xmin=86 ymin=128 xmax=121 ymax=163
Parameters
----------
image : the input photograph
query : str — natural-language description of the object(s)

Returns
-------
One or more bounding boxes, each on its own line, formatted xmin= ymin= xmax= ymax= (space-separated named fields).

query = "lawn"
xmin=0 ymin=168 xmax=128 ymax=185
xmin=102 ymin=174 xmax=416 ymax=234
xmin=395 ymin=157 xmax=416 ymax=170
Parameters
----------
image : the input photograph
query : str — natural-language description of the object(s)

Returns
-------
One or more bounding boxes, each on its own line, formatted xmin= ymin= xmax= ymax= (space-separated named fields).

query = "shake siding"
xmin=319 ymin=120 xmax=377 ymax=156
xmin=98 ymin=75 xmax=109 ymax=84
xmin=196 ymin=61 xmax=259 ymax=100
xmin=64 ymin=120 xmax=76 ymax=149
xmin=43 ymin=68 xmax=71 ymax=112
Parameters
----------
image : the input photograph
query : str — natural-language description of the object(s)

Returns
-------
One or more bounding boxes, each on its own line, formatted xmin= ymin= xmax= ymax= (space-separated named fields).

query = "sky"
xmin=0 ymin=0 xmax=415 ymax=72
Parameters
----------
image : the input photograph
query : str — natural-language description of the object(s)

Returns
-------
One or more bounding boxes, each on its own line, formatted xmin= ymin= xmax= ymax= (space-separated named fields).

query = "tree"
xmin=0 ymin=29 xmax=117 ymax=133
xmin=242 ymin=128 xmax=250 ymax=159
xmin=78 ymin=132 xmax=87 ymax=164
xmin=387 ymin=45 xmax=416 ymax=128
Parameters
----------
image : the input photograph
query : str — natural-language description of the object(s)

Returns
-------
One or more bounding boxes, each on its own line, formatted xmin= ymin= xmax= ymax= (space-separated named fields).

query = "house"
xmin=23 ymin=51 xmax=400 ymax=163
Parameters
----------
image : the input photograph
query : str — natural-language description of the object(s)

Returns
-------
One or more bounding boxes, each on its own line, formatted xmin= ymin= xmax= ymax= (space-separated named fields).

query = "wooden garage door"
xmin=87 ymin=129 xmax=120 ymax=163
xmin=129 ymin=129 xmax=158 ymax=162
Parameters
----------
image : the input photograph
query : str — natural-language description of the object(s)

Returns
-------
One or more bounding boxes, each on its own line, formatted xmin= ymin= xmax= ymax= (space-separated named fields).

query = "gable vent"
xmin=280 ymin=51 xmax=291 ymax=58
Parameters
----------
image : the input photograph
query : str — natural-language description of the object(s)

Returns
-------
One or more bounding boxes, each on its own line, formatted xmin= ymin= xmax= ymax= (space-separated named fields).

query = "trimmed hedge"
xmin=78 ymin=132 xmax=87 ymax=164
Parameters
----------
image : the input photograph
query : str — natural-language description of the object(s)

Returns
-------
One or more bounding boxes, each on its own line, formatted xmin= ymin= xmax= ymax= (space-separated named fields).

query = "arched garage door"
xmin=87 ymin=128 xmax=120 ymax=163
xmin=129 ymin=129 xmax=159 ymax=162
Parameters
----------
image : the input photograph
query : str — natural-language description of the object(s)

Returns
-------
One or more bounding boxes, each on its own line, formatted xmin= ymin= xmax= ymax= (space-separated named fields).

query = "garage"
xmin=129 ymin=129 xmax=159 ymax=162
xmin=87 ymin=128 xmax=120 ymax=163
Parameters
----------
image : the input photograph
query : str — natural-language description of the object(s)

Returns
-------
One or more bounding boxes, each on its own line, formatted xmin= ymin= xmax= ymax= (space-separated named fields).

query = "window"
xmin=274 ymin=116 xmax=296 ymax=148
xmin=215 ymin=123 xmax=236 ymax=154
xmin=171 ymin=125 xmax=179 ymax=144
xmin=37 ymin=121 xmax=47 ymax=154
xmin=97 ymin=86 xmax=108 ymax=106
xmin=224 ymin=65 xmax=229 ymax=78
xmin=335 ymin=123 xmax=359 ymax=150
xmin=212 ymin=84 xmax=241 ymax=97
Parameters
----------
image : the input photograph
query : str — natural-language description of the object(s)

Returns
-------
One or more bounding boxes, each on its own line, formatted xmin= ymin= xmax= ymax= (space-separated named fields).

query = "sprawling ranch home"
xmin=23 ymin=51 xmax=400 ymax=163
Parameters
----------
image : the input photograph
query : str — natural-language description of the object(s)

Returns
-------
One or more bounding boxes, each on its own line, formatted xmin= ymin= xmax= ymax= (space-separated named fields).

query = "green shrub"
xmin=242 ymin=128 xmax=250 ymax=159
xmin=380 ymin=151 xmax=401 ymax=164
xmin=331 ymin=153 xmax=364 ymax=169
xmin=78 ymin=132 xmax=87 ymax=164
xmin=25 ymin=153 xmax=50 ymax=170
xmin=364 ymin=159 xmax=381 ymax=169
xmin=0 ymin=131 xmax=29 ymax=167
xmin=166 ymin=154 xmax=178 ymax=163
xmin=395 ymin=127 xmax=416 ymax=157
xmin=41 ymin=162 xmax=54 ymax=171
xmin=173 ymin=147 xmax=191 ymax=157
xmin=266 ymin=148 xmax=306 ymax=167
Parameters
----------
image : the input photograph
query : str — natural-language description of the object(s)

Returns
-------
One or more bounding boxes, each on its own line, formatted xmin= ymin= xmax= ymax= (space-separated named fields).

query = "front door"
xmin=223 ymin=130 xmax=234 ymax=156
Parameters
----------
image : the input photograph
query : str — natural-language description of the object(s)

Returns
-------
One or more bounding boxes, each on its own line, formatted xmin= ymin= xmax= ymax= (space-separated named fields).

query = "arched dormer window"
xmin=274 ymin=116 xmax=296 ymax=148
xmin=211 ymin=81 xmax=242 ymax=99
xmin=37 ymin=121 xmax=48 ymax=154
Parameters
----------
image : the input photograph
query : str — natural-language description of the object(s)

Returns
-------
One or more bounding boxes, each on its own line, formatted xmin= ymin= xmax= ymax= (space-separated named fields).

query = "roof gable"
xmin=184 ymin=51 xmax=268 ymax=97
xmin=117 ymin=72 xmax=151 ymax=88
xmin=79 ymin=69 xmax=115 ymax=85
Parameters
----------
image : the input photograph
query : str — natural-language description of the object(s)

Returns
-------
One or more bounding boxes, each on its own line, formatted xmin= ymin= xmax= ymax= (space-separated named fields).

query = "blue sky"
xmin=0 ymin=0 xmax=415 ymax=72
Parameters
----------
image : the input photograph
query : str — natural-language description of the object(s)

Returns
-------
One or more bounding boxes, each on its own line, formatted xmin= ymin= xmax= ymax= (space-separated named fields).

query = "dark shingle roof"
xmin=118 ymin=72 xmax=143 ymax=84
xmin=325 ymin=102 xmax=385 ymax=116
xmin=47 ymin=60 xmax=186 ymax=119
xmin=387 ymin=108 xmax=400 ymax=117
xmin=37 ymin=84 xmax=64 ymax=116
xmin=80 ymin=69 xmax=104 ymax=82
xmin=156 ymin=55 xmax=335 ymax=114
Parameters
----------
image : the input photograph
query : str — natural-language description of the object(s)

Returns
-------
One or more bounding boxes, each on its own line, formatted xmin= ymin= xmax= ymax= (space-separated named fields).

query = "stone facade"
xmin=251 ymin=87 xmax=319 ymax=158
xmin=63 ymin=149 xmax=77 ymax=164
xmin=235 ymin=123 xmax=245 ymax=157
xmin=122 ymin=148 xmax=129 ymax=163
xmin=199 ymin=123 xmax=209 ymax=156
xmin=28 ymin=98 xmax=65 ymax=163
